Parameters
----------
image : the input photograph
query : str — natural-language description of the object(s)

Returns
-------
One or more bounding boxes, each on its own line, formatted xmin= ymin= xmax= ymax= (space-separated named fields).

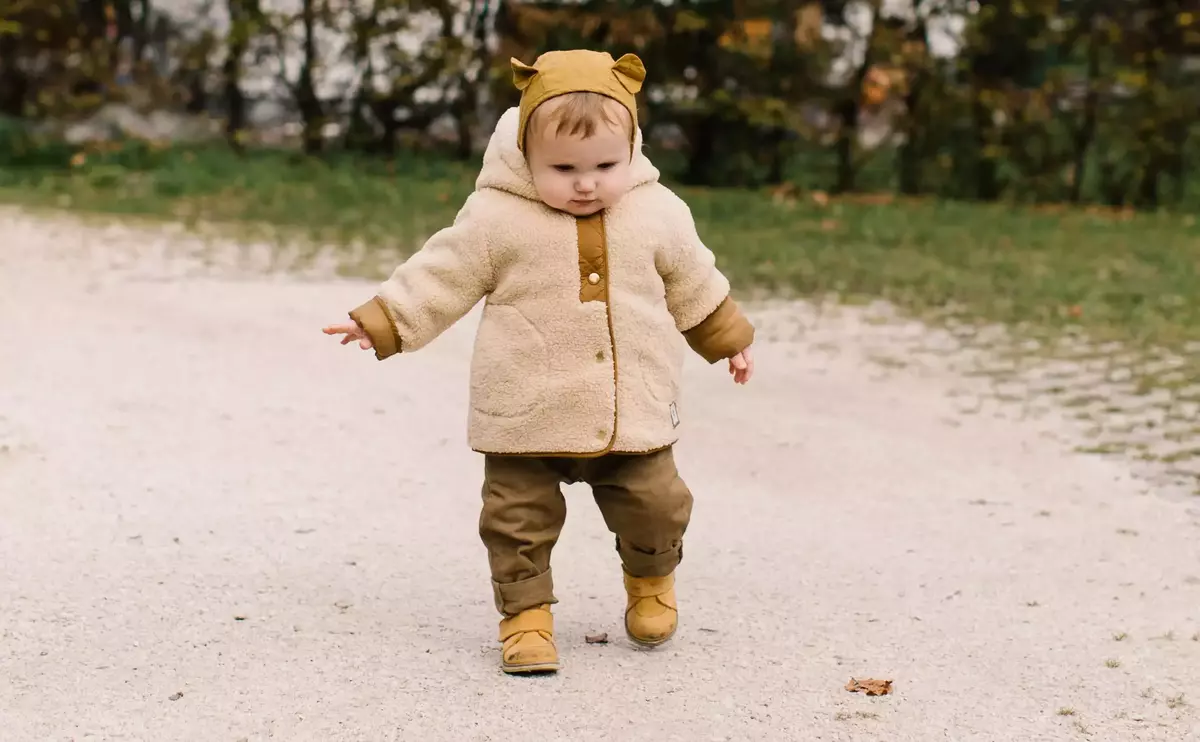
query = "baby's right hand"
xmin=323 ymin=320 xmax=374 ymax=350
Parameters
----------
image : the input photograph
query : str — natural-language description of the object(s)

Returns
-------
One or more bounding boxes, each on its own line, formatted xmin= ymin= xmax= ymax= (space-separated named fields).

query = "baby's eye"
xmin=598 ymin=162 xmax=617 ymax=170
xmin=553 ymin=164 xmax=574 ymax=172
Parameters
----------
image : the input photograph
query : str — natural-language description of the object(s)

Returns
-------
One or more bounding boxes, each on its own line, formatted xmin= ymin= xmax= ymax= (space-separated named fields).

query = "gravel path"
xmin=2 ymin=209 xmax=1198 ymax=741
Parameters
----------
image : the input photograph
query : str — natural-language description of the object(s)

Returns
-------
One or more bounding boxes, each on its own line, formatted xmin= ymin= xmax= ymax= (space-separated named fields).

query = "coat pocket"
xmin=469 ymin=303 xmax=547 ymax=418
xmin=633 ymin=315 xmax=683 ymax=405
xmin=635 ymin=346 xmax=680 ymax=405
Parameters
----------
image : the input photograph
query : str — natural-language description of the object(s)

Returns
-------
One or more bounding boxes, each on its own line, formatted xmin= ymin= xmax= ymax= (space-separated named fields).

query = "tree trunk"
xmin=766 ymin=127 xmax=786 ymax=185
xmin=684 ymin=113 xmax=719 ymax=184
xmin=833 ymin=95 xmax=858 ymax=193
xmin=224 ymin=0 xmax=249 ymax=152
xmin=135 ymin=0 xmax=152 ymax=61
xmin=297 ymin=0 xmax=324 ymax=155
xmin=833 ymin=2 xmax=880 ymax=194
xmin=0 ymin=35 xmax=28 ymax=117
xmin=1133 ymin=0 xmax=1182 ymax=209
xmin=971 ymin=85 xmax=1000 ymax=201
xmin=897 ymin=74 xmax=925 ymax=195
xmin=1068 ymin=19 xmax=1101 ymax=204
xmin=457 ymin=0 xmax=493 ymax=159
xmin=896 ymin=11 xmax=932 ymax=196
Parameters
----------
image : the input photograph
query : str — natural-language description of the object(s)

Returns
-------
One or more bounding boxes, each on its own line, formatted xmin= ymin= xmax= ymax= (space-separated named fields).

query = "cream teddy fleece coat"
xmin=349 ymin=106 xmax=754 ymax=456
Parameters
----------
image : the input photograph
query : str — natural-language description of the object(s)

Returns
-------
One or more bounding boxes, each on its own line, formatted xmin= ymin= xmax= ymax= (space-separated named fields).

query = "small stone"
xmin=586 ymin=633 xmax=608 ymax=644
xmin=168 ymin=691 xmax=183 ymax=701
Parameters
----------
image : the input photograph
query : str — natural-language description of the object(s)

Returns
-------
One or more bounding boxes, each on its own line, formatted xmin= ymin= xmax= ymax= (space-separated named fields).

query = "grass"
xmin=2 ymin=142 xmax=1197 ymax=353
xmin=1 ymin=141 xmax=1198 ymax=487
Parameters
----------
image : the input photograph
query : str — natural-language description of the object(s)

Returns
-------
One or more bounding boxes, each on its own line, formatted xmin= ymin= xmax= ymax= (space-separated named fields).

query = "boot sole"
xmin=501 ymin=661 xmax=560 ymax=674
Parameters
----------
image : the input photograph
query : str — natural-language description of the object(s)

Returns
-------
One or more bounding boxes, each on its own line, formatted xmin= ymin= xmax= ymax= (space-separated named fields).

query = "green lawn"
xmin=3 ymin=142 xmax=1196 ymax=356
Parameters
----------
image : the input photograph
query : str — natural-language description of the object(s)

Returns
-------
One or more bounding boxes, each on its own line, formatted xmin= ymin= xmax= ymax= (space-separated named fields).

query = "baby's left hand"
xmin=729 ymin=346 xmax=754 ymax=385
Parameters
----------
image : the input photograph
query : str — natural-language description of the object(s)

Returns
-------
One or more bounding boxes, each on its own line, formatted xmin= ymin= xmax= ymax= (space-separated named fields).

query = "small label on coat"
xmin=669 ymin=402 xmax=680 ymax=428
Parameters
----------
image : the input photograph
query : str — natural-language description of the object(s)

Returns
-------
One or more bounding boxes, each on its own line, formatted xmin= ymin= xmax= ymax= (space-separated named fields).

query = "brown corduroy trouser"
xmin=479 ymin=446 xmax=694 ymax=617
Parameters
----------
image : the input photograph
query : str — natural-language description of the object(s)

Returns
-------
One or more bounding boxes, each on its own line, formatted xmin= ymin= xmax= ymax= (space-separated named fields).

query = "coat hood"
xmin=474 ymin=106 xmax=660 ymax=203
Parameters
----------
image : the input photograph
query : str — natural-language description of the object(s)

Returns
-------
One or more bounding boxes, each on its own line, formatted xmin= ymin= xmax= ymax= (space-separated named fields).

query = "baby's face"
xmin=526 ymin=117 xmax=632 ymax=217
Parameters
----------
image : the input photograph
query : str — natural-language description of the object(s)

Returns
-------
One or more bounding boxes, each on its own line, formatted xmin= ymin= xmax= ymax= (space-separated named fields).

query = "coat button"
xmin=587 ymin=272 xmax=600 ymax=284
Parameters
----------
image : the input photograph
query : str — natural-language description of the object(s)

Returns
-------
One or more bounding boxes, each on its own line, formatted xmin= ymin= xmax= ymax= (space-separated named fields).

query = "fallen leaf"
xmin=233 ymin=615 xmax=247 ymax=621
xmin=820 ymin=218 xmax=840 ymax=232
xmin=846 ymin=678 xmax=893 ymax=696
xmin=770 ymin=182 xmax=798 ymax=205
xmin=168 ymin=691 xmax=184 ymax=701
xmin=585 ymin=632 xmax=608 ymax=644
xmin=811 ymin=190 xmax=830 ymax=207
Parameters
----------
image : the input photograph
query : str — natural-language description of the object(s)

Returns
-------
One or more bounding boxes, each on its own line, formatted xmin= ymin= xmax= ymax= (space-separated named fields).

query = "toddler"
xmin=324 ymin=49 xmax=755 ymax=674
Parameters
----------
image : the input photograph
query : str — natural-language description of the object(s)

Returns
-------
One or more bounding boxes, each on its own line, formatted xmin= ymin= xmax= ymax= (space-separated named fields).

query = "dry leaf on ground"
xmin=846 ymin=678 xmax=893 ymax=696
xmin=585 ymin=633 xmax=608 ymax=644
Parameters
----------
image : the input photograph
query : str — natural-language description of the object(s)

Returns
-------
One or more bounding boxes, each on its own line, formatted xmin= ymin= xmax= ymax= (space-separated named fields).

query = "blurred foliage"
xmin=2 ymin=0 xmax=1200 ymax=208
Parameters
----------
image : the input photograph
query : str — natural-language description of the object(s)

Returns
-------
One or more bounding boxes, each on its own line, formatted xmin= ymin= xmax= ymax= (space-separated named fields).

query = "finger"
xmin=730 ymin=353 xmax=747 ymax=371
xmin=324 ymin=324 xmax=351 ymax=335
xmin=341 ymin=334 xmax=354 ymax=345
xmin=359 ymin=337 xmax=372 ymax=350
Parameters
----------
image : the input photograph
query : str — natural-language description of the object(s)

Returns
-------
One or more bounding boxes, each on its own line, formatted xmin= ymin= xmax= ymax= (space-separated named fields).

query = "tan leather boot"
xmin=498 ymin=604 xmax=560 ymax=674
xmin=623 ymin=570 xmax=678 ymax=647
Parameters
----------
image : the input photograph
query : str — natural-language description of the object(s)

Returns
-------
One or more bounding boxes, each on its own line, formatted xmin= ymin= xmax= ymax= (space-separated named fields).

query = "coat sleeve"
xmin=348 ymin=192 xmax=495 ymax=360
xmin=657 ymin=191 xmax=755 ymax=364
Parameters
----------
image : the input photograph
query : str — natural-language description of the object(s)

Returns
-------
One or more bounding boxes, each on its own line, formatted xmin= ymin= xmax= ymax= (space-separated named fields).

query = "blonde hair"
xmin=527 ymin=91 xmax=633 ymax=144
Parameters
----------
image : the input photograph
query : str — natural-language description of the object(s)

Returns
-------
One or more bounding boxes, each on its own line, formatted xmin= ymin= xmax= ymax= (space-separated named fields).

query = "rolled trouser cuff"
xmin=493 ymin=567 xmax=557 ymax=616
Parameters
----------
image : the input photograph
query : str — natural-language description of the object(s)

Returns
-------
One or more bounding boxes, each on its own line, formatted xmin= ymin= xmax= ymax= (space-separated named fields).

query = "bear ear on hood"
xmin=510 ymin=57 xmax=539 ymax=91
xmin=612 ymin=53 xmax=645 ymax=94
